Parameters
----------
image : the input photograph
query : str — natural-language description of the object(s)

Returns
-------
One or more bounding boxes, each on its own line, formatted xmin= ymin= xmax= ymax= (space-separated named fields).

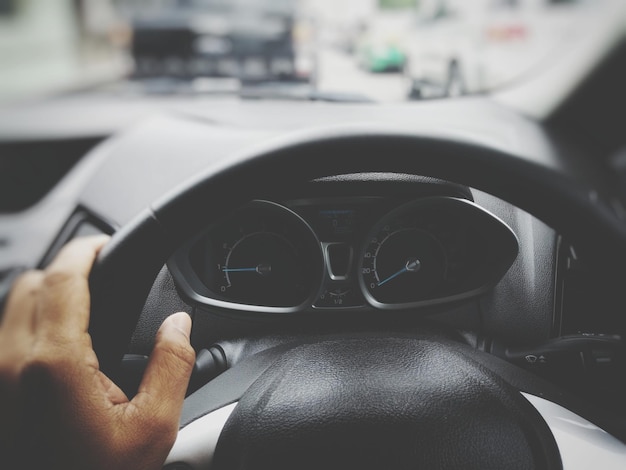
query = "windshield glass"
xmin=0 ymin=0 xmax=622 ymax=103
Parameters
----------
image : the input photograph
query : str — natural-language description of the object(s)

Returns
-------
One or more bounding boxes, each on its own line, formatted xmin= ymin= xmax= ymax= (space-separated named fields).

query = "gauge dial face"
xmin=221 ymin=231 xmax=303 ymax=306
xmin=191 ymin=201 xmax=323 ymax=309
xmin=358 ymin=197 xmax=519 ymax=308
xmin=362 ymin=227 xmax=447 ymax=305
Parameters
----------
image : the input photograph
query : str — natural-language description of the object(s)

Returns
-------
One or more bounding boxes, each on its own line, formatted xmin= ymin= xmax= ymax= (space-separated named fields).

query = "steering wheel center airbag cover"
xmin=212 ymin=337 xmax=560 ymax=469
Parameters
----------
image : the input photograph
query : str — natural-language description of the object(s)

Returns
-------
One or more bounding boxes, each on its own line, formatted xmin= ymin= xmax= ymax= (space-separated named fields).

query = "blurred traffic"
xmin=0 ymin=0 xmax=618 ymax=103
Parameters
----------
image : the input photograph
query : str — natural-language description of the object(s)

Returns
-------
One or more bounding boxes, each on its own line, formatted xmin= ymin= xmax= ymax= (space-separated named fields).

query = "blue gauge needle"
xmin=223 ymin=264 xmax=271 ymax=275
xmin=377 ymin=258 xmax=421 ymax=287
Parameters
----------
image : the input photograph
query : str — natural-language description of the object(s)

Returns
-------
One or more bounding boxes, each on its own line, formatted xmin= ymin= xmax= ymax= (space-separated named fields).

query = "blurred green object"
xmin=359 ymin=43 xmax=406 ymax=73
xmin=379 ymin=0 xmax=418 ymax=10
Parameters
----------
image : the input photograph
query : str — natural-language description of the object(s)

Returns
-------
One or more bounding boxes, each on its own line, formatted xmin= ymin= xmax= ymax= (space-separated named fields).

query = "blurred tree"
xmin=379 ymin=0 xmax=417 ymax=10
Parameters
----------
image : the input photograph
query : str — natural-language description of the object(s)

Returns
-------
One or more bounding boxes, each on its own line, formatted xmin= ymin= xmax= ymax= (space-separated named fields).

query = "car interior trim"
xmin=168 ymin=195 xmax=519 ymax=314
xmin=163 ymin=393 xmax=626 ymax=470
xmin=522 ymin=393 xmax=626 ymax=470
xmin=164 ymin=402 xmax=237 ymax=470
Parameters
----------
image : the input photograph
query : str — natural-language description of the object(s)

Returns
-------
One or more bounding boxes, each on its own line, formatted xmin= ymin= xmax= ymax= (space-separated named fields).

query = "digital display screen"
xmin=318 ymin=209 xmax=357 ymax=237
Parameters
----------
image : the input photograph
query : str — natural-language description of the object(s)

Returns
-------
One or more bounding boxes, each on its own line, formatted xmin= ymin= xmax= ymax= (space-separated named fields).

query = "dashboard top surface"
xmin=0 ymin=96 xmax=565 ymax=288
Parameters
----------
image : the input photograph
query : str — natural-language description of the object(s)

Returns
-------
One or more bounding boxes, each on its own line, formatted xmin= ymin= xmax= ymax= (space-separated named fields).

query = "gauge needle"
xmin=377 ymin=258 xmax=421 ymax=287
xmin=223 ymin=264 xmax=271 ymax=275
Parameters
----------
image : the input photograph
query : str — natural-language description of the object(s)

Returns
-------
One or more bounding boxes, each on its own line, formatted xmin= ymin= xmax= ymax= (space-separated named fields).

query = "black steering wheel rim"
xmin=89 ymin=128 xmax=626 ymax=378
xmin=86 ymin=128 xmax=626 ymax=468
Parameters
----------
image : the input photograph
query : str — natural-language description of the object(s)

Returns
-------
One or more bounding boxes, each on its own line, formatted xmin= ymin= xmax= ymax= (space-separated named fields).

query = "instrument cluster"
xmin=169 ymin=196 xmax=519 ymax=314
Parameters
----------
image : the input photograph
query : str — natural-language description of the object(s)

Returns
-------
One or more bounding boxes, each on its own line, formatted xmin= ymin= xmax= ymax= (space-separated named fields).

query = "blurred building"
xmin=0 ymin=0 xmax=128 ymax=104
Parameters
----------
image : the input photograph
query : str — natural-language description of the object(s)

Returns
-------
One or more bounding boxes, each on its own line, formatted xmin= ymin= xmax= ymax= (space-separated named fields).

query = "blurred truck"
xmin=130 ymin=0 xmax=316 ymax=84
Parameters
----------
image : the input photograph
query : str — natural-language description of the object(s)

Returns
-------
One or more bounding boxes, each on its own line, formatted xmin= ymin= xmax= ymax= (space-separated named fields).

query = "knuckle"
xmin=0 ymin=361 xmax=18 ymax=384
xmin=15 ymin=270 xmax=43 ymax=288
xmin=20 ymin=356 xmax=54 ymax=385
xmin=23 ymin=351 xmax=53 ymax=374
xmin=23 ymin=343 xmax=73 ymax=378
xmin=162 ymin=341 xmax=196 ymax=368
xmin=11 ymin=271 xmax=43 ymax=297
xmin=42 ymin=268 xmax=76 ymax=289
xmin=0 ymin=348 xmax=26 ymax=381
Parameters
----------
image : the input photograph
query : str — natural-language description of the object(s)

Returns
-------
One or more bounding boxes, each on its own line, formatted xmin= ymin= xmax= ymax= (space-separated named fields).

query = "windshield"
xmin=0 ymin=0 xmax=622 ymax=103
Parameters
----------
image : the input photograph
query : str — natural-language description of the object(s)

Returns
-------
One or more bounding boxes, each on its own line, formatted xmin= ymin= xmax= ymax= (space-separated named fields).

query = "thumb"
xmin=132 ymin=312 xmax=195 ymax=434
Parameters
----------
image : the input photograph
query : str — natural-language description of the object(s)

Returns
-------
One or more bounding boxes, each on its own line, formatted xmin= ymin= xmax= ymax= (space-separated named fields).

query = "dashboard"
xmin=2 ymin=89 xmax=626 ymax=466
xmin=169 ymin=196 xmax=519 ymax=314
xmin=1 ymin=96 xmax=624 ymax=418
xmin=0 ymin=103 xmax=565 ymax=351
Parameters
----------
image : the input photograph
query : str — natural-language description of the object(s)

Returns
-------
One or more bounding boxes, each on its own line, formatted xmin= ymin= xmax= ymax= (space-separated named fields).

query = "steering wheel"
xmin=88 ymin=130 xmax=626 ymax=469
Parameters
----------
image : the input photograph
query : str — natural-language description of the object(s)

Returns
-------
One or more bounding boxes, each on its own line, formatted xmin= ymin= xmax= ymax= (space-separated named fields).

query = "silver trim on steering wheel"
xmin=163 ymin=395 xmax=626 ymax=469
xmin=163 ymin=402 xmax=237 ymax=469
xmin=522 ymin=393 xmax=626 ymax=469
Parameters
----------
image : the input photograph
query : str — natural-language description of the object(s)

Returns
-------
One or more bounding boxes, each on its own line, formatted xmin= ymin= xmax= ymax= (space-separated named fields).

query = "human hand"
xmin=0 ymin=236 xmax=195 ymax=470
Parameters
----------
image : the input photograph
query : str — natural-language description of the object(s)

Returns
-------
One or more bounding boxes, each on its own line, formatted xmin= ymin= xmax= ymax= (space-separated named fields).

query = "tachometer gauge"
xmin=220 ymin=230 xmax=303 ymax=306
xmin=358 ymin=197 xmax=519 ymax=309
xmin=183 ymin=200 xmax=324 ymax=311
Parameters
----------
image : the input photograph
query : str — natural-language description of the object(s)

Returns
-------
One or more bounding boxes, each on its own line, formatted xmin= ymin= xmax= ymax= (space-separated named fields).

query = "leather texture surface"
xmin=129 ymin=265 xmax=193 ymax=355
xmin=473 ymin=190 xmax=557 ymax=345
xmin=212 ymin=336 xmax=561 ymax=470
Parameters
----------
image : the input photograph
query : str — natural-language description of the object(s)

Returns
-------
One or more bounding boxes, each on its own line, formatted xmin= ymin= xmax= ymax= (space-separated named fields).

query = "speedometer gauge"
xmin=362 ymin=228 xmax=447 ymax=304
xmin=359 ymin=197 xmax=519 ymax=309
xmin=182 ymin=200 xmax=324 ymax=311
